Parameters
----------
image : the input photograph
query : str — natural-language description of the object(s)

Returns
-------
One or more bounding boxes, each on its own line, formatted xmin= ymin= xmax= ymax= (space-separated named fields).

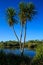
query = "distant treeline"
xmin=27 ymin=40 xmax=43 ymax=43
xmin=0 ymin=40 xmax=43 ymax=49
xmin=0 ymin=41 xmax=20 ymax=49
xmin=0 ymin=40 xmax=43 ymax=44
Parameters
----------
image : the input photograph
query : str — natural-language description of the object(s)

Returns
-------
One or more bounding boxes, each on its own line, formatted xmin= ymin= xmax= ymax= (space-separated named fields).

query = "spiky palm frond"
xmin=6 ymin=8 xmax=17 ymax=26
xmin=19 ymin=12 xmax=26 ymax=25
xmin=27 ymin=2 xmax=37 ymax=20
xmin=19 ymin=2 xmax=26 ymax=12
xmin=19 ymin=2 xmax=37 ymax=24
xmin=6 ymin=8 xmax=19 ymax=41
xmin=8 ymin=17 xmax=18 ymax=26
xmin=19 ymin=2 xmax=27 ymax=25
xmin=7 ymin=8 xmax=16 ymax=18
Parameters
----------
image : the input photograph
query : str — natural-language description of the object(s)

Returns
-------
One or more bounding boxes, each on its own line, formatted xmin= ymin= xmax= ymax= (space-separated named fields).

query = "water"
xmin=0 ymin=48 xmax=36 ymax=58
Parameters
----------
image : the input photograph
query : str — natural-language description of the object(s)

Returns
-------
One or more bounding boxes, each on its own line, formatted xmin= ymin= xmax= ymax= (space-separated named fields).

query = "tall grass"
xmin=0 ymin=50 xmax=31 ymax=65
xmin=31 ymin=44 xmax=43 ymax=65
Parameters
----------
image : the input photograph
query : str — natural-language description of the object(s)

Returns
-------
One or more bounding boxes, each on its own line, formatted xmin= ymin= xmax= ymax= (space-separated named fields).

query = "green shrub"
xmin=31 ymin=44 xmax=43 ymax=65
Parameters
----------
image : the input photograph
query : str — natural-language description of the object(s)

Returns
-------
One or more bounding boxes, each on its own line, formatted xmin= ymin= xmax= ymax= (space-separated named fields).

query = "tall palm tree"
xmin=6 ymin=8 xmax=19 ymax=42
xmin=19 ymin=2 xmax=37 ymax=55
xmin=23 ymin=2 xmax=37 ymax=54
xmin=18 ymin=2 xmax=27 ymax=54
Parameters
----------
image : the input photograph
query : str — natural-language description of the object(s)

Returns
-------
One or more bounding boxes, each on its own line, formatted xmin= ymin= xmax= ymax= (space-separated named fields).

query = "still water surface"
xmin=0 ymin=48 xmax=36 ymax=58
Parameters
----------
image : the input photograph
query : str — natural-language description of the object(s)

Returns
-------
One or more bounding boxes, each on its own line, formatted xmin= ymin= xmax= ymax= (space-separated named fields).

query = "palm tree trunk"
xmin=22 ymin=23 xmax=26 ymax=54
xmin=19 ymin=24 xmax=23 ymax=53
xmin=12 ymin=26 xmax=19 ymax=42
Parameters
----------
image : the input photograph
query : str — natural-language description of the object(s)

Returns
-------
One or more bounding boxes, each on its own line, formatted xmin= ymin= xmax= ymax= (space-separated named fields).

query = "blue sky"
xmin=0 ymin=0 xmax=43 ymax=42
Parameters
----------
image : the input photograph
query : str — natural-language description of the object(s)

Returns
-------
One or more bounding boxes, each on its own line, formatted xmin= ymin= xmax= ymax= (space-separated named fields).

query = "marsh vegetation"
xmin=0 ymin=40 xmax=43 ymax=65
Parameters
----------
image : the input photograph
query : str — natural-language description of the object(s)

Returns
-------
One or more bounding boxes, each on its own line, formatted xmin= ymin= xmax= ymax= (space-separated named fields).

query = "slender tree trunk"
xmin=12 ymin=26 xmax=19 ymax=42
xmin=12 ymin=25 xmax=23 ymax=52
xmin=19 ymin=24 xmax=23 ymax=53
xmin=22 ymin=22 xmax=26 ymax=54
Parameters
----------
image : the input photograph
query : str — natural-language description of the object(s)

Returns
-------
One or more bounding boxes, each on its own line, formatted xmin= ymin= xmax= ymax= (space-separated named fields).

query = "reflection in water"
xmin=0 ymin=48 xmax=36 ymax=58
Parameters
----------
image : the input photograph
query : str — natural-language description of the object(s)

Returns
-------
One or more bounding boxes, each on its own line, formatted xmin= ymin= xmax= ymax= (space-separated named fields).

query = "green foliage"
xmin=18 ymin=2 xmax=36 ymax=26
xmin=0 ymin=40 xmax=43 ymax=49
xmin=6 ymin=8 xmax=16 ymax=17
xmin=31 ymin=44 xmax=43 ymax=65
xmin=0 ymin=41 xmax=19 ymax=49
xmin=0 ymin=41 xmax=43 ymax=65
xmin=6 ymin=8 xmax=18 ymax=26
xmin=19 ymin=2 xmax=26 ymax=12
xmin=0 ymin=51 xmax=31 ymax=65
xmin=35 ymin=44 xmax=43 ymax=60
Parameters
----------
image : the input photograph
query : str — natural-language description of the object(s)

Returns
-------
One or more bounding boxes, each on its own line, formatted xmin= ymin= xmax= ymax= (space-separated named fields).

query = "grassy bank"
xmin=31 ymin=44 xmax=43 ymax=65
xmin=0 ymin=50 xmax=31 ymax=65
xmin=0 ymin=40 xmax=43 ymax=65
xmin=0 ymin=46 xmax=43 ymax=65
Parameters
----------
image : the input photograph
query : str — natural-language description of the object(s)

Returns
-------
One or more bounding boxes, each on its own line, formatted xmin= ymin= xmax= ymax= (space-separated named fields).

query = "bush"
xmin=31 ymin=44 xmax=43 ymax=65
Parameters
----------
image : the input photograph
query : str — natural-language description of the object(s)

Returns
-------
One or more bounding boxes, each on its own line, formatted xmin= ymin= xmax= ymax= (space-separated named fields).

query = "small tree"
xmin=6 ymin=8 xmax=19 ymax=41
xmin=18 ymin=2 xmax=37 ymax=55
